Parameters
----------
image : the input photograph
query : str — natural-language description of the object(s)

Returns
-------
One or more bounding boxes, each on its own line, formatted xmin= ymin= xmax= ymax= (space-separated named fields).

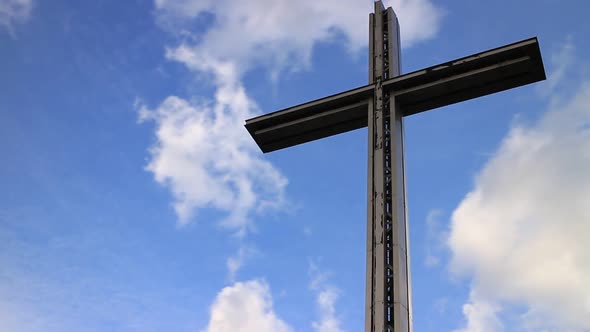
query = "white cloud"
xmin=202 ymin=273 xmax=344 ymax=332
xmin=309 ymin=260 xmax=345 ymax=332
xmin=0 ymin=0 xmax=33 ymax=35
xmin=201 ymin=280 xmax=292 ymax=332
xmin=138 ymin=76 xmax=287 ymax=233
xmin=312 ymin=287 xmax=344 ymax=332
xmin=448 ymin=43 xmax=590 ymax=331
xmin=157 ymin=0 xmax=443 ymax=79
xmin=454 ymin=292 xmax=503 ymax=332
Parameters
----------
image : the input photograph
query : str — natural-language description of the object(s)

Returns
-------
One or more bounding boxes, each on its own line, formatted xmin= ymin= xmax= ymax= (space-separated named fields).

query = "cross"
xmin=244 ymin=2 xmax=546 ymax=331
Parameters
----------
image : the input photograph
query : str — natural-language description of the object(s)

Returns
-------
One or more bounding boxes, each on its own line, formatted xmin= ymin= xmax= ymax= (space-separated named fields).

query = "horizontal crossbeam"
xmin=385 ymin=37 xmax=545 ymax=115
xmin=246 ymin=85 xmax=373 ymax=153
xmin=245 ymin=37 xmax=545 ymax=153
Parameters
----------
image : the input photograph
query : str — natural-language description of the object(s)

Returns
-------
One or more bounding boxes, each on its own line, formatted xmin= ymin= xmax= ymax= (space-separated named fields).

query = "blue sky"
xmin=1 ymin=0 xmax=589 ymax=331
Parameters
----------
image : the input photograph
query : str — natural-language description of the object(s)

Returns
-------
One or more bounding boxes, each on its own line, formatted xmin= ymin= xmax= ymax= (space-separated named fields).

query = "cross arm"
xmin=386 ymin=37 xmax=546 ymax=116
xmin=245 ymin=37 xmax=545 ymax=153
xmin=245 ymin=84 xmax=374 ymax=153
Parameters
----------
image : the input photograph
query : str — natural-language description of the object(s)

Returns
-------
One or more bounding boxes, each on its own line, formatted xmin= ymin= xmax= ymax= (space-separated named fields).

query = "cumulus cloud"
xmin=138 ymin=78 xmax=287 ymax=233
xmin=448 ymin=43 xmax=590 ymax=331
xmin=0 ymin=0 xmax=33 ymax=34
xmin=202 ymin=274 xmax=343 ymax=332
xmin=454 ymin=292 xmax=503 ymax=332
xmin=201 ymin=280 xmax=292 ymax=332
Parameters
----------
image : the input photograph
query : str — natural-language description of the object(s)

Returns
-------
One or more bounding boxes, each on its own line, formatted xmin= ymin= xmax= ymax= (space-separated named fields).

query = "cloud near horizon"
xmin=448 ymin=42 xmax=590 ymax=331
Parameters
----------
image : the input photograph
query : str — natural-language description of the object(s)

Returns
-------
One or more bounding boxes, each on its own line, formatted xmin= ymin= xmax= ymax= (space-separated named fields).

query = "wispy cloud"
xmin=0 ymin=0 xmax=33 ymax=36
xmin=541 ymin=37 xmax=575 ymax=96
xmin=0 ymin=213 xmax=199 ymax=332
xmin=424 ymin=209 xmax=446 ymax=268
xmin=448 ymin=41 xmax=590 ymax=331
xmin=155 ymin=0 xmax=443 ymax=77
xmin=226 ymin=244 xmax=258 ymax=282
xmin=309 ymin=260 xmax=345 ymax=332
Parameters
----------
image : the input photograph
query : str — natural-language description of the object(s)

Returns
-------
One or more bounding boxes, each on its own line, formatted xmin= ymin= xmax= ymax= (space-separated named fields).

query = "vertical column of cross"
xmin=383 ymin=7 xmax=395 ymax=331
xmin=365 ymin=5 xmax=377 ymax=331
xmin=366 ymin=2 xmax=411 ymax=332
xmin=386 ymin=7 xmax=412 ymax=332
xmin=366 ymin=1 xmax=387 ymax=331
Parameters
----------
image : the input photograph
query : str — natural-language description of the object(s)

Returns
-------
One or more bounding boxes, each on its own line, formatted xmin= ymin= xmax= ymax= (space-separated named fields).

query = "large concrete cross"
xmin=245 ymin=2 xmax=546 ymax=331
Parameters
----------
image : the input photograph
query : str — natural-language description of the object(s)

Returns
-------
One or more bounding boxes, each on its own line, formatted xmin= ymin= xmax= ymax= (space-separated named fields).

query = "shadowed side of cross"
xmin=244 ymin=2 xmax=545 ymax=332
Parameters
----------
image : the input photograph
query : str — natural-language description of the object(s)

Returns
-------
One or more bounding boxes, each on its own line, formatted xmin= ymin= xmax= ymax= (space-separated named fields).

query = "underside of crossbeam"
xmin=245 ymin=85 xmax=373 ymax=152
